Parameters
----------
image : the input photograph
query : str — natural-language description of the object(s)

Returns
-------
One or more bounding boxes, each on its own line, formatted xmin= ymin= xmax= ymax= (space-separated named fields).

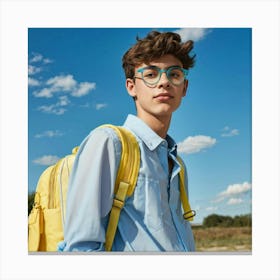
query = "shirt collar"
xmin=123 ymin=114 xmax=177 ymax=154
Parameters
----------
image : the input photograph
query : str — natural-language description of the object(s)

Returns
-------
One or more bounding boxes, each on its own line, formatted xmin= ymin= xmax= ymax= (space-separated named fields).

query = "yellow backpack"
xmin=28 ymin=125 xmax=195 ymax=252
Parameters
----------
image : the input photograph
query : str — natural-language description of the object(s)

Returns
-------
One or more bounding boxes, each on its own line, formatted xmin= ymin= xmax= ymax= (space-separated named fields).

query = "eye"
xmin=169 ymin=69 xmax=183 ymax=78
xmin=143 ymin=68 xmax=158 ymax=78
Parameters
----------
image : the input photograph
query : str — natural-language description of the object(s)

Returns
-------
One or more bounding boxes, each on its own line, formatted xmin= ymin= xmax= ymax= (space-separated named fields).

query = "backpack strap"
xmin=59 ymin=147 xmax=79 ymax=229
xmin=98 ymin=125 xmax=194 ymax=250
xmin=101 ymin=125 xmax=140 ymax=251
xmin=177 ymin=156 xmax=196 ymax=221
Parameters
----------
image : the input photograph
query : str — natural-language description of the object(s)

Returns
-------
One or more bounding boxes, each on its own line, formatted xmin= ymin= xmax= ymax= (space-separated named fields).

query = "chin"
xmin=153 ymin=108 xmax=176 ymax=118
xmin=157 ymin=103 xmax=179 ymax=114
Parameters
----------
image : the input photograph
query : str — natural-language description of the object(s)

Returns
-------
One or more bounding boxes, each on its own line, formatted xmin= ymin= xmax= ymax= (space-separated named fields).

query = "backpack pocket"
xmin=28 ymin=205 xmax=43 ymax=252
xmin=41 ymin=208 xmax=64 ymax=251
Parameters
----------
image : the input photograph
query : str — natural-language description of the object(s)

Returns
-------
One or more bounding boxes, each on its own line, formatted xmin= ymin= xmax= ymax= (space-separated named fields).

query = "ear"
xmin=126 ymin=78 xmax=137 ymax=98
xmin=182 ymin=80 xmax=188 ymax=97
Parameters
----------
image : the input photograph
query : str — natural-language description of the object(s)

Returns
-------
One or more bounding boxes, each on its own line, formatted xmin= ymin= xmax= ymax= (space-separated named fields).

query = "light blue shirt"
xmin=58 ymin=114 xmax=195 ymax=252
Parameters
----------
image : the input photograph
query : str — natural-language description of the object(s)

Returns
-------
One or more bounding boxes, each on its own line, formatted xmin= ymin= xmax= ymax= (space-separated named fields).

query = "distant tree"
xmin=220 ymin=215 xmax=234 ymax=227
xmin=203 ymin=214 xmax=223 ymax=227
xmin=233 ymin=214 xmax=252 ymax=227
xmin=203 ymin=213 xmax=252 ymax=227
xmin=28 ymin=192 xmax=35 ymax=215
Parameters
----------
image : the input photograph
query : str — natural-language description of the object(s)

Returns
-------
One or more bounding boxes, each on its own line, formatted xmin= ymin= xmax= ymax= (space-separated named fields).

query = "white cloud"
xmin=219 ymin=182 xmax=252 ymax=197
xmin=58 ymin=95 xmax=70 ymax=106
xmin=206 ymin=206 xmax=218 ymax=212
xmin=35 ymin=130 xmax=63 ymax=138
xmin=96 ymin=103 xmax=108 ymax=110
xmin=29 ymin=53 xmax=96 ymax=115
xmin=33 ymin=88 xmax=53 ymax=98
xmin=28 ymin=65 xmax=41 ymax=75
xmin=37 ymin=105 xmax=67 ymax=115
xmin=177 ymin=135 xmax=216 ymax=155
xmin=28 ymin=77 xmax=40 ymax=87
xmin=227 ymin=198 xmax=243 ymax=205
xmin=30 ymin=53 xmax=43 ymax=63
xmin=43 ymin=58 xmax=53 ymax=64
xmin=221 ymin=126 xmax=239 ymax=137
xmin=37 ymin=96 xmax=70 ymax=115
xmin=72 ymin=82 xmax=96 ymax=97
xmin=211 ymin=196 xmax=225 ymax=204
xmin=29 ymin=53 xmax=53 ymax=64
xmin=33 ymin=155 xmax=60 ymax=166
xmin=46 ymin=74 xmax=77 ymax=92
xmin=174 ymin=28 xmax=209 ymax=42
xmin=33 ymin=74 xmax=96 ymax=99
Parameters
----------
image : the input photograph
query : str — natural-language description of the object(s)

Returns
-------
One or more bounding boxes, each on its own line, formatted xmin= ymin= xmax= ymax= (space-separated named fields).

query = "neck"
xmin=137 ymin=113 xmax=171 ymax=138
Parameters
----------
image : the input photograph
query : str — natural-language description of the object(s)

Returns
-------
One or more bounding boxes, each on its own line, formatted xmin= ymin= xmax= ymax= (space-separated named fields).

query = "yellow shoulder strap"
xmin=100 ymin=125 xmax=194 ymax=250
xmin=100 ymin=125 xmax=140 ymax=251
xmin=177 ymin=156 xmax=196 ymax=221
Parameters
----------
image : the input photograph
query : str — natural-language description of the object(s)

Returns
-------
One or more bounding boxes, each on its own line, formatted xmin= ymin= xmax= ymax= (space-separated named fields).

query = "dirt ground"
xmin=192 ymin=226 xmax=252 ymax=252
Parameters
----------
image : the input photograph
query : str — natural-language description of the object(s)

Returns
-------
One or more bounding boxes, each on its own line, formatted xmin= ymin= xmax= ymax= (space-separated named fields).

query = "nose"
xmin=157 ymin=71 xmax=170 ymax=87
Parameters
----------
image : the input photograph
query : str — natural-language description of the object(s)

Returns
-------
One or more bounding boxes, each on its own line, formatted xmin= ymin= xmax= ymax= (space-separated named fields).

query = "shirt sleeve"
xmin=59 ymin=126 xmax=122 ymax=252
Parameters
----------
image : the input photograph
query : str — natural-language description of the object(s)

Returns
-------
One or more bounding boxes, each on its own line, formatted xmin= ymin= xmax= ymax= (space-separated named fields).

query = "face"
xmin=126 ymin=54 xmax=188 ymax=121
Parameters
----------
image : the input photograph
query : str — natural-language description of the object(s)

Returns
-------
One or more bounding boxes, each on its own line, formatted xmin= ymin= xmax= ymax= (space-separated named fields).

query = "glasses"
xmin=135 ymin=66 xmax=188 ymax=86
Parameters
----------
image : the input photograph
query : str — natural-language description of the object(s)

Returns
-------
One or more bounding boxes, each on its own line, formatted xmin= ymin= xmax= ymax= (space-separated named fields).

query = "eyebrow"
xmin=147 ymin=64 xmax=182 ymax=69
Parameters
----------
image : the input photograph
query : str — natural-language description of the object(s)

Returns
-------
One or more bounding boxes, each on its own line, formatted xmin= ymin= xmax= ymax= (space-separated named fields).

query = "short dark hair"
xmin=122 ymin=31 xmax=196 ymax=79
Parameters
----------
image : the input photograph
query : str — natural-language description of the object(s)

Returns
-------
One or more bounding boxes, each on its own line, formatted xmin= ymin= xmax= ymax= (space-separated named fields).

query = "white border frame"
xmin=1 ymin=0 xmax=279 ymax=279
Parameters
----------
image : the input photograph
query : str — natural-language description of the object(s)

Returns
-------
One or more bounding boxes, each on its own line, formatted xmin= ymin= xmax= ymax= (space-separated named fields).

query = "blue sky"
xmin=28 ymin=28 xmax=252 ymax=224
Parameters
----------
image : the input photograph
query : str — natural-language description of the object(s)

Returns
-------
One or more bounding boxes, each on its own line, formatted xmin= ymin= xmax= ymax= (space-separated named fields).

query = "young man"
xmin=58 ymin=30 xmax=196 ymax=252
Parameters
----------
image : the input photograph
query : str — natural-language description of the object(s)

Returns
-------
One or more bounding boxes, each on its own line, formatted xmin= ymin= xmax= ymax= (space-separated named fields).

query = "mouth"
xmin=153 ymin=93 xmax=174 ymax=101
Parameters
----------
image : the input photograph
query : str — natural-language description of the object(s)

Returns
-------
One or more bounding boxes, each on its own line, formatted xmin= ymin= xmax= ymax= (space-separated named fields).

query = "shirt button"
xmin=161 ymin=141 xmax=167 ymax=147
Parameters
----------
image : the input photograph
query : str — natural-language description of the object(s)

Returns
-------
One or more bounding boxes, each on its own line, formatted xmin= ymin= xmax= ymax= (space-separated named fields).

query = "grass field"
xmin=192 ymin=226 xmax=252 ymax=252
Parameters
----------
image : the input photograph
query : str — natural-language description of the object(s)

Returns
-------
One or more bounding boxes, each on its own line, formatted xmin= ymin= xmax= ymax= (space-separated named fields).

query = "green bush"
xmin=28 ymin=192 xmax=35 ymax=215
xmin=203 ymin=213 xmax=251 ymax=228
